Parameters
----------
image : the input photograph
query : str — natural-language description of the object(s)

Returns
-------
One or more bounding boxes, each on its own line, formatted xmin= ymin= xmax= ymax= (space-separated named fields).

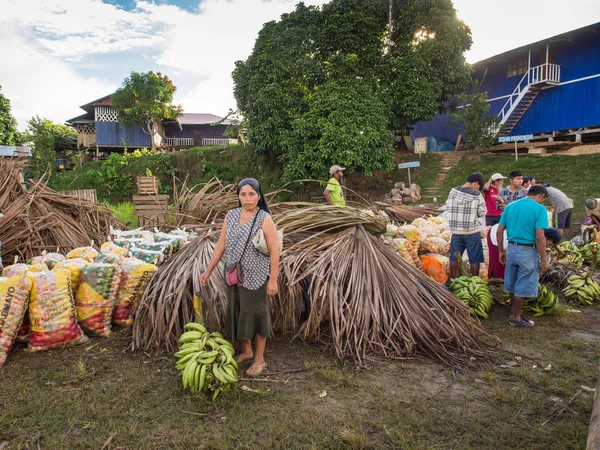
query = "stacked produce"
xmin=450 ymin=276 xmax=493 ymax=319
xmin=524 ymin=284 xmax=559 ymax=316
xmin=0 ymin=275 xmax=32 ymax=366
xmin=176 ymin=323 xmax=238 ymax=400
xmin=555 ymin=242 xmax=586 ymax=266
xmin=563 ymin=274 xmax=600 ymax=305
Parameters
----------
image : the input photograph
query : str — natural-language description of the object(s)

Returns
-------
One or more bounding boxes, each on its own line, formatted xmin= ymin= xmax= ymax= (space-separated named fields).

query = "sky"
xmin=1 ymin=0 xmax=599 ymax=130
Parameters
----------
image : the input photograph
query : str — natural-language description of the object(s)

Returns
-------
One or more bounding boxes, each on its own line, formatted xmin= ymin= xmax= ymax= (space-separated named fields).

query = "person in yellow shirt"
xmin=323 ymin=165 xmax=346 ymax=207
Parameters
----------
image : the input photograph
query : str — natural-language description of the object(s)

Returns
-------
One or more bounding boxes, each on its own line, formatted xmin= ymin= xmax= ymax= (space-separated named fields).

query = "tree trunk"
xmin=146 ymin=121 xmax=156 ymax=151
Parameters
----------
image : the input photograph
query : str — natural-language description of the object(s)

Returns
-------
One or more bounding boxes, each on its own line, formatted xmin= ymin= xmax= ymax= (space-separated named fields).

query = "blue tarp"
xmin=427 ymin=136 xmax=454 ymax=152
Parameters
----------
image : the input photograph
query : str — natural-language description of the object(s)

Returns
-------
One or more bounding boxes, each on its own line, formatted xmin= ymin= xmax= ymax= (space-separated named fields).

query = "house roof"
xmin=178 ymin=113 xmax=231 ymax=126
xmin=0 ymin=146 xmax=32 ymax=157
xmin=474 ymin=21 xmax=600 ymax=66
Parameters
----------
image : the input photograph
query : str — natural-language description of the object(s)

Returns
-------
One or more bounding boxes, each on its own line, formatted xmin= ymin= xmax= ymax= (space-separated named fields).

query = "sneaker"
xmin=509 ymin=317 xmax=535 ymax=327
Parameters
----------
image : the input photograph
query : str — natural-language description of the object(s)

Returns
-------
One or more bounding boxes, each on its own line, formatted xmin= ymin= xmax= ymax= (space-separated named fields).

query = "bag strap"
xmin=236 ymin=210 xmax=259 ymax=264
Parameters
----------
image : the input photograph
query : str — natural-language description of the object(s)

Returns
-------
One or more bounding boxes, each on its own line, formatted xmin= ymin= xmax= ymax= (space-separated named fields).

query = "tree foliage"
xmin=111 ymin=71 xmax=183 ymax=151
xmin=233 ymin=0 xmax=472 ymax=181
xmin=25 ymin=116 xmax=77 ymax=174
xmin=449 ymin=75 xmax=499 ymax=151
xmin=0 ymin=86 xmax=19 ymax=146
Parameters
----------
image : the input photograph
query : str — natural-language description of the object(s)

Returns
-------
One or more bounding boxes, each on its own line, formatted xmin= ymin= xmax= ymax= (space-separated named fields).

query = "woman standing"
xmin=483 ymin=173 xmax=506 ymax=226
xmin=200 ymin=178 xmax=280 ymax=377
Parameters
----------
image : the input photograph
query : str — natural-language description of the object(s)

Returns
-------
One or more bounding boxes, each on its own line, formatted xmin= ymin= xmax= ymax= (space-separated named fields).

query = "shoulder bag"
xmin=224 ymin=211 xmax=258 ymax=286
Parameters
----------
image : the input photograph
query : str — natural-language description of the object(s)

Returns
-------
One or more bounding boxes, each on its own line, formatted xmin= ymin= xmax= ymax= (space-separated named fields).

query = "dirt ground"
xmin=1 ymin=303 xmax=599 ymax=450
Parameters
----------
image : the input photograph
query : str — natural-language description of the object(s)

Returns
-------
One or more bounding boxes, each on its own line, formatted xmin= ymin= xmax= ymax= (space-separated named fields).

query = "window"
xmin=506 ymin=59 xmax=528 ymax=78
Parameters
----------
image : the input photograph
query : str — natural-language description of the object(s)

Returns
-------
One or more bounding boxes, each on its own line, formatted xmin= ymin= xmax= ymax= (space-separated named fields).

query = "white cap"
xmin=491 ymin=173 xmax=506 ymax=181
xmin=329 ymin=165 xmax=346 ymax=175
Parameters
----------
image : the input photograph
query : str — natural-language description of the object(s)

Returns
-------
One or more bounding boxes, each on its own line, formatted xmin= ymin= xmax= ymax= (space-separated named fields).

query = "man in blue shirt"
xmin=497 ymin=185 xmax=549 ymax=327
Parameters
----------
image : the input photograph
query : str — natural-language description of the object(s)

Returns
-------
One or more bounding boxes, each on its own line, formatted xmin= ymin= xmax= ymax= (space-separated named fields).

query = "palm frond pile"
xmin=0 ymin=158 xmax=122 ymax=263
xmin=375 ymin=202 xmax=441 ymax=223
xmin=133 ymin=179 xmax=498 ymax=367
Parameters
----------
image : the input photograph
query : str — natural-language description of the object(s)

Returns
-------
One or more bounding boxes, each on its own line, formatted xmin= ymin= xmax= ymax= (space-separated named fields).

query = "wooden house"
xmin=411 ymin=22 xmax=600 ymax=146
xmin=66 ymin=94 xmax=237 ymax=153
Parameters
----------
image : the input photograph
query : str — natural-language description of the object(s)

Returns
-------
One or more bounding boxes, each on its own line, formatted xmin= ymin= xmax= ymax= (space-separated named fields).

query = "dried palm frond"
xmin=542 ymin=258 xmax=589 ymax=291
xmin=375 ymin=202 xmax=441 ymax=223
xmin=0 ymin=158 xmax=122 ymax=263
xmin=174 ymin=177 xmax=238 ymax=225
xmin=282 ymin=225 xmax=498 ymax=367
xmin=273 ymin=202 xmax=387 ymax=236
xmin=132 ymin=228 xmax=227 ymax=352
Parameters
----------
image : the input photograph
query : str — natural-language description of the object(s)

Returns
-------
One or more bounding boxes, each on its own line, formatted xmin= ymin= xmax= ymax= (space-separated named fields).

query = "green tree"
xmin=449 ymin=76 xmax=499 ymax=151
xmin=111 ymin=71 xmax=183 ymax=151
xmin=0 ymin=86 xmax=19 ymax=145
xmin=232 ymin=0 xmax=472 ymax=181
xmin=26 ymin=117 xmax=77 ymax=174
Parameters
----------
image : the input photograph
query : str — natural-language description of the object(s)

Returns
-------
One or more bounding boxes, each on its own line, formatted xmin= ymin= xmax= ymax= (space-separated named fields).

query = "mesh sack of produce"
xmin=66 ymin=246 xmax=98 ymax=262
xmin=2 ymin=263 xmax=48 ymax=278
xmin=112 ymin=237 xmax=147 ymax=249
xmin=30 ymin=253 xmax=65 ymax=270
xmin=154 ymin=232 xmax=186 ymax=253
xmin=0 ymin=276 xmax=32 ymax=366
xmin=75 ymin=263 xmax=123 ymax=337
xmin=100 ymin=241 xmax=129 ymax=256
xmin=27 ymin=268 xmax=88 ymax=351
xmin=440 ymin=230 xmax=453 ymax=243
xmin=424 ymin=253 xmax=450 ymax=274
xmin=128 ymin=248 xmax=164 ymax=265
xmin=391 ymin=238 xmax=422 ymax=269
xmin=132 ymin=241 xmax=173 ymax=260
xmin=95 ymin=252 xmax=125 ymax=265
xmin=113 ymin=258 xmax=157 ymax=327
xmin=420 ymin=236 xmax=450 ymax=255
xmin=16 ymin=319 xmax=30 ymax=343
xmin=109 ymin=226 xmax=143 ymax=241
xmin=53 ymin=258 xmax=89 ymax=292
xmin=420 ymin=256 xmax=449 ymax=285
xmin=397 ymin=225 xmax=421 ymax=244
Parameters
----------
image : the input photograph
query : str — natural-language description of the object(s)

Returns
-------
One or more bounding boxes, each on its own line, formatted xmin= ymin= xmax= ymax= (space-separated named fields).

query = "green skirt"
xmin=226 ymin=282 xmax=272 ymax=341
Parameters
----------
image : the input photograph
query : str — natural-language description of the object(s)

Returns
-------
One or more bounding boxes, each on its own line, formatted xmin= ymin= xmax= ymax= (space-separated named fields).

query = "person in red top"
xmin=483 ymin=173 xmax=506 ymax=226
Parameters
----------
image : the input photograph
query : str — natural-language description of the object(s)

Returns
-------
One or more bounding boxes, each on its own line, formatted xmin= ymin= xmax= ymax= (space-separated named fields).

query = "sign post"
xmin=398 ymin=161 xmax=421 ymax=185
xmin=497 ymin=134 xmax=534 ymax=161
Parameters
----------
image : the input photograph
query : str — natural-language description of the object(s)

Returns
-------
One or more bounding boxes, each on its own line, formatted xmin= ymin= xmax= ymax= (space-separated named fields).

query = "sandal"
xmin=246 ymin=363 xmax=267 ymax=377
xmin=234 ymin=353 xmax=254 ymax=364
xmin=509 ymin=317 xmax=534 ymax=327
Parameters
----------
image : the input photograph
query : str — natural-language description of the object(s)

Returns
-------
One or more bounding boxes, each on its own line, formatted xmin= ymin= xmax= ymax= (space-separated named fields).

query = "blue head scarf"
xmin=237 ymin=178 xmax=270 ymax=214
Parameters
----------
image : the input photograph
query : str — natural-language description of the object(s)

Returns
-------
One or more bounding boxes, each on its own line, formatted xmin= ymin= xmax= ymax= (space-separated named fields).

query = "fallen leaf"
xmin=545 ymin=364 xmax=553 ymax=372
xmin=318 ymin=390 xmax=327 ymax=398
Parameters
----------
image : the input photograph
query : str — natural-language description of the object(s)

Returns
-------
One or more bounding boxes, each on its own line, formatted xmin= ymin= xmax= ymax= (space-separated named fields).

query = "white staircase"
xmin=497 ymin=63 xmax=560 ymax=137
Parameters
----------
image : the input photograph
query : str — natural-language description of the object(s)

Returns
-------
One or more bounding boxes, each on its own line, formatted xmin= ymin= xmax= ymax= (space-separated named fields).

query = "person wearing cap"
xmin=483 ymin=173 xmax=506 ymax=226
xmin=324 ymin=165 xmax=346 ymax=207
xmin=498 ymin=171 xmax=527 ymax=210
xmin=497 ymin=184 xmax=549 ymax=327
xmin=445 ymin=172 xmax=487 ymax=278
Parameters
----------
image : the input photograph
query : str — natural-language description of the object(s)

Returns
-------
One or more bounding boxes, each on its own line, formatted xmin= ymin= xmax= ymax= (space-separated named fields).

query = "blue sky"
xmin=0 ymin=0 xmax=598 ymax=130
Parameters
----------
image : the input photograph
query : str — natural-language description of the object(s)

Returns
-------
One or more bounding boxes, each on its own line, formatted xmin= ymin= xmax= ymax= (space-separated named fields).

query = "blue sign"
xmin=398 ymin=161 xmax=421 ymax=169
xmin=498 ymin=134 xmax=534 ymax=143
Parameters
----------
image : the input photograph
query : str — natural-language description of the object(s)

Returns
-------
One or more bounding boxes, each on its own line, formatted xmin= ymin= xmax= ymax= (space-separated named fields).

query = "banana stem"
xmin=588 ymin=248 xmax=598 ymax=280
xmin=193 ymin=293 xmax=204 ymax=324
xmin=455 ymin=251 xmax=469 ymax=278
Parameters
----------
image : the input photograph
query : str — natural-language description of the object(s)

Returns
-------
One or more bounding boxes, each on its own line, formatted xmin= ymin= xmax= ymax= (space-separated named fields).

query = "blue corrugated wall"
xmin=96 ymin=122 xmax=152 ymax=147
xmin=410 ymin=27 xmax=600 ymax=143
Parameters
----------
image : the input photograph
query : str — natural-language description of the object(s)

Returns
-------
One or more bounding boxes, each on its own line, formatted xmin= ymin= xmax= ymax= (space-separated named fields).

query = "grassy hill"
xmin=46 ymin=147 xmax=600 ymax=230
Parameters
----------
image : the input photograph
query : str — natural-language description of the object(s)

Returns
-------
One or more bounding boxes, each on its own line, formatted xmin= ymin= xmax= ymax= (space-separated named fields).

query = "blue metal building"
xmin=67 ymin=94 xmax=235 ymax=152
xmin=411 ymin=22 xmax=600 ymax=145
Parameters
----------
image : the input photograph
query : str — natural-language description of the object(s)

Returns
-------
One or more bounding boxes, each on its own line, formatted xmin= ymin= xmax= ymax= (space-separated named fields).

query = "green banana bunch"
xmin=524 ymin=284 xmax=559 ymax=316
xmin=450 ymin=276 xmax=493 ymax=319
xmin=555 ymin=242 xmax=585 ymax=266
xmin=175 ymin=322 xmax=238 ymax=400
xmin=563 ymin=274 xmax=600 ymax=305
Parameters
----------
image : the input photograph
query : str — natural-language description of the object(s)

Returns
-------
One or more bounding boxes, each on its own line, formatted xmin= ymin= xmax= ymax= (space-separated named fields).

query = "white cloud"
xmin=453 ymin=0 xmax=600 ymax=63
xmin=0 ymin=23 xmax=115 ymax=130
xmin=1 ymin=0 xmax=597 ymax=130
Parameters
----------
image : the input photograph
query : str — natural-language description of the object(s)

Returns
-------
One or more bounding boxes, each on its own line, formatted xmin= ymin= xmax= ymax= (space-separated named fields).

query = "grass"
xmin=1 ymin=303 xmax=599 ymax=449
xmin=104 ymin=201 xmax=138 ymax=228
